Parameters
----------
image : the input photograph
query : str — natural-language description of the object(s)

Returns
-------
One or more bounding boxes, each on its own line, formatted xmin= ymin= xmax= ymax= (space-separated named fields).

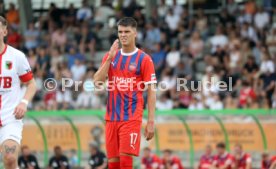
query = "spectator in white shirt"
xmin=76 ymin=0 xmax=92 ymax=21
xmin=254 ymin=7 xmax=269 ymax=30
xmin=210 ymin=26 xmax=228 ymax=53
xmin=71 ymin=59 xmax=87 ymax=81
xmin=156 ymin=92 xmax=174 ymax=110
xmin=165 ymin=8 xmax=180 ymax=32
xmin=260 ymin=52 xmax=275 ymax=74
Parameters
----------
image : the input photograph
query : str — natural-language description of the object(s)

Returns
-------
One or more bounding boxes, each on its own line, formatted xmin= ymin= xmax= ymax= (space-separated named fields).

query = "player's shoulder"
xmin=138 ymin=49 xmax=153 ymax=63
xmin=6 ymin=45 xmax=26 ymax=58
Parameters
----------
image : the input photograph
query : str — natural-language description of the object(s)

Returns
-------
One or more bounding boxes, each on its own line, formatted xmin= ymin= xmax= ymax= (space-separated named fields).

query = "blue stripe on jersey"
xmin=107 ymin=92 xmax=109 ymax=116
xmin=120 ymin=55 xmax=128 ymax=70
xmin=136 ymin=52 xmax=146 ymax=75
xmin=131 ymin=91 xmax=137 ymax=116
xmin=111 ymin=92 xmax=115 ymax=121
xmin=113 ymin=51 xmax=121 ymax=68
xmin=116 ymin=94 xmax=121 ymax=121
xmin=123 ymin=94 xmax=129 ymax=121
xmin=128 ymin=52 xmax=139 ymax=71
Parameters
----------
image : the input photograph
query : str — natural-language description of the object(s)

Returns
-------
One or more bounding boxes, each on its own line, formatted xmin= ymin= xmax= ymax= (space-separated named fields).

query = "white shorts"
xmin=0 ymin=120 xmax=23 ymax=145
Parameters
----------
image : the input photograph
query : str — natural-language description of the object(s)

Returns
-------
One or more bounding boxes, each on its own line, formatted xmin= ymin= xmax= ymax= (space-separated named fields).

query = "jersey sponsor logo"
xmin=151 ymin=74 xmax=156 ymax=81
xmin=5 ymin=61 xmax=12 ymax=70
xmin=129 ymin=62 xmax=137 ymax=71
xmin=112 ymin=76 xmax=135 ymax=84
xmin=0 ymin=76 xmax=12 ymax=88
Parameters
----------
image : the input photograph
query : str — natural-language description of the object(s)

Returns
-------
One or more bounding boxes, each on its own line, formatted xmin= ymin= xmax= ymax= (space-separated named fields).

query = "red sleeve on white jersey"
xmin=17 ymin=53 xmax=33 ymax=82
xmin=141 ymin=55 xmax=157 ymax=85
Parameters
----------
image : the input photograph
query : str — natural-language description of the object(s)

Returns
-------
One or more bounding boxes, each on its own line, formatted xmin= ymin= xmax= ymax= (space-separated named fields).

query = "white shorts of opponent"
xmin=0 ymin=120 xmax=23 ymax=145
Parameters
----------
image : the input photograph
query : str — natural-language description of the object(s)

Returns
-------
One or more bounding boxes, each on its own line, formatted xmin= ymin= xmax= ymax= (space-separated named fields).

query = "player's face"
xmin=205 ymin=146 xmax=212 ymax=155
xmin=118 ymin=25 xmax=137 ymax=46
xmin=22 ymin=148 xmax=30 ymax=156
xmin=0 ymin=23 xmax=7 ymax=40
xmin=217 ymin=147 xmax=225 ymax=155
xmin=234 ymin=146 xmax=242 ymax=155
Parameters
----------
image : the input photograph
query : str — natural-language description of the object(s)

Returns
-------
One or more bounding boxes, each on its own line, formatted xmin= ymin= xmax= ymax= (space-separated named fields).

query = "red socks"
xmin=120 ymin=155 xmax=133 ymax=169
xmin=108 ymin=161 xmax=120 ymax=169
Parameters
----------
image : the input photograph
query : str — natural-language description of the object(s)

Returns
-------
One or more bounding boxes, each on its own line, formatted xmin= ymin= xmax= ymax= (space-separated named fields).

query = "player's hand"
xmin=107 ymin=39 xmax=119 ymax=61
xmin=144 ymin=121 xmax=155 ymax=141
xmin=13 ymin=102 xmax=27 ymax=119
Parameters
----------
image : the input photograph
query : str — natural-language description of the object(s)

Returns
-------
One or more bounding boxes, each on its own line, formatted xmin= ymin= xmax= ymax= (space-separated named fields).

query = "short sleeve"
xmin=101 ymin=52 xmax=109 ymax=66
xmin=141 ymin=55 xmax=157 ymax=85
xmin=17 ymin=54 xmax=33 ymax=83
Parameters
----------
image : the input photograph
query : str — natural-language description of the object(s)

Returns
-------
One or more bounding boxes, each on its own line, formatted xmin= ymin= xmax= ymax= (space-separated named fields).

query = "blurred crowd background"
xmin=3 ymin=0 xmax=276 ymax=111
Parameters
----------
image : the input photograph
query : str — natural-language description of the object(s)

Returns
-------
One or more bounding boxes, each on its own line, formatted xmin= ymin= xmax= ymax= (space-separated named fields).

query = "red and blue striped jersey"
xmin=101 ymin=48 xmax=157 ymax=122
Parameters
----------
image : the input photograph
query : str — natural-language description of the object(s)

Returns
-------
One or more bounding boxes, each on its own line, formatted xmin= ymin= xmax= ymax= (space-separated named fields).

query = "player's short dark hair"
xmin=0 ymin=16 xmax=7 ymax=27
xmin=117 ymin=17 xmax=137 ymax=29
xmin=216 ymin=142 xmax=226 ymax=149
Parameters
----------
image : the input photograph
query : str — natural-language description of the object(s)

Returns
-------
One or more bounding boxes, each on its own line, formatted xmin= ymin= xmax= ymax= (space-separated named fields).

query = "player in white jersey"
xmin=0 ymin=16 xmax=37 ymax=169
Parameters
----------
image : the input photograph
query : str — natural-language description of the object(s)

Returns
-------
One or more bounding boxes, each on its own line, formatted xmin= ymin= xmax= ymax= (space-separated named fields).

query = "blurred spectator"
xmin=205 ymin=93 xmax=224 ymax=110
xmin=165 ymin=8 xmax=180 ymax=33
xmin=157 ymin=0 xmax=168 ymax=19
xmin=160 ymin=149 xmax=184 ymax=169
xmin=145 ymin=21 xmax=161 ymax=49
xmin=75 ymin=25 xmax=96 ymax=56
xmin=48 ymin=146 xmax=70 ymax=169
xmin=156 ymin=92 xmax=173 ymax=110
xmin=171 ymin=0 xmax=183 ymax=16
xmin=188 ymin=96 xmax=204 ymax=110
xmin=261 ymin=152 xmax=276 ymax=169
xmin=151 ymin=43 xmax=166 ymax=79
xmin=70 ymin=59 xmax=86 ymax=81
xmin=233 ymin=144 xmax=252 ymax=169
xmin=5 ymin=3 xmax=19 ymax=27
xmin=24 ymin=22 xmax=40 ymax=50
xmin=266 ymin=26 xmax=276 ymax=58
xmin=254 ymin=6 xmax=270 ymax=31
xmin=94 ymin=1 xmax=114 ymax=24
xmin=198 ymin=145 xmax=213 ymax=169
xmin=87 ymin=142 xmax=107 ymax=169
xmin=189 ymin=31 xmax=204 ymax=58
xmin=51 ymin=26 xmax=67 ymax=52
xmin=209 ymin=26 xmax=228 ymax=54
xmin=56 ymin=86 xmax=73 ymax=110
xmin=18 ymin=145 xmax=40 ymax=169
xmin=141 ymin=147 xmax=160 ymax=169
xmin=166 ymin=45 xmax=180 ymax=68
xmin=212 ymin=142 xmax=234 ymax=169
xmin=6 ymin=26 xmax=21 ymax=48
xmin=238 ymin=80 xmax=256 ymax=108
xmin=76 ymin=0 xmax=92 ymax=22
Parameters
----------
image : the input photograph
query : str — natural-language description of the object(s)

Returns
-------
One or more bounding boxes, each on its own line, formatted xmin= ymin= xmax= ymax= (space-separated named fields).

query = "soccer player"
xmin=160 ymin=149 xmax=184 ymax=169
xmin=94 ymin=17 xmax=157 ymax=169
xmin=0 ymin=16 xmax=37 ymax=169
xmin=261 ymin=152 xmax=276 ymax=169
xmin=233 ymin=144 xmax=252 ymax=169
xmin=212 ymin=142 xmax=234 ymax=169
xmin=198 ymin=145 xmax=214 ymax=169
xmin=18 ymin=145 xmax=40 ymax=169
xmin=141 ymin=147 xmax=160 ymax=169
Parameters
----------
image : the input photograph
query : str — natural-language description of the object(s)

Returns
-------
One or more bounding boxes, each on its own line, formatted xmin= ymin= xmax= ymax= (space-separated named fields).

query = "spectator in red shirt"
xmin=212 ymin=142 xmax=234 ymax=169
xmin=141 ymin=147 xmax=160 ymax=169
xmin=6 ymin=26 xmax=21 ymax=48
xmin=198 ymin=145 xmax=214 ymax=169
xmin=261 ymin=152 xmax=276 ymax=169
xmin=233 ymin=144 xmax=252 ymax=169
xmin=160 ymin=149 xmax=184 ymax=169
xmin=238 ymin=80 xmax=256 ymax=108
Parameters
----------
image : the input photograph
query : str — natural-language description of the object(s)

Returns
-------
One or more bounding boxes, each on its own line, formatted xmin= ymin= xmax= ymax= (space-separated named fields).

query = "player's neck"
xmin=121 ymin=45 xmax=137 ymax=55
xmin=0 ymin=42 xmax=6 ymax=53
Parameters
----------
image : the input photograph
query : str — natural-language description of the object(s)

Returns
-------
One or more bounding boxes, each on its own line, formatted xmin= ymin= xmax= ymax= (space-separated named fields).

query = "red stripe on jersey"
xmin=0 ymin=95 xmax=2 ymax=126
xmin=19 ymin=71 xmax=33 ymax=82
xmin=0 ymin=45 xmax=7 ymax=74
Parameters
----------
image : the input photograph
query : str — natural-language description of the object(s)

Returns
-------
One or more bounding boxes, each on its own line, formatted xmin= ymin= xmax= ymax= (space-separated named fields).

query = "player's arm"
xmin=93 ymin=39 xmax=119 ymax=85
xmin=219 ymin=158 xmax=233 ymax=169
xmin=145 ymin=83 xmax=156 ymax=141
xmin=14 ymin=53 xmax=37 ymax=119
